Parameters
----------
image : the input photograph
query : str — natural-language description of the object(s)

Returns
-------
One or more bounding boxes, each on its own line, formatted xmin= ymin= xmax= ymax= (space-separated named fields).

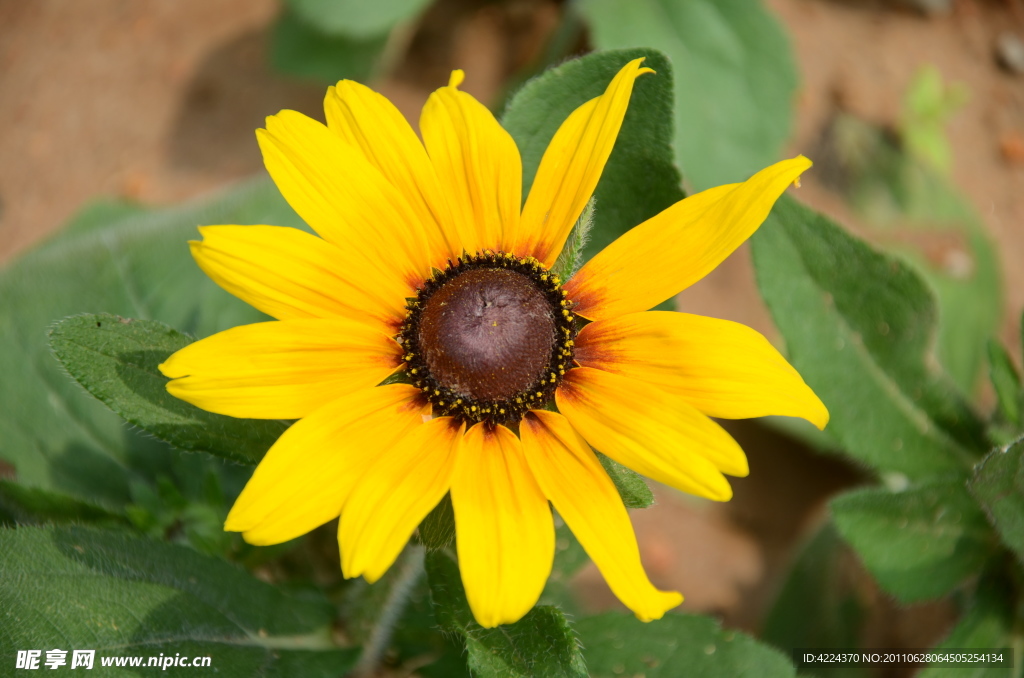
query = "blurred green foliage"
xmin=287 ymin=0 xmax=432 ymax=37
xmin=578 ymin=0 xmax=797 ymax=192
xmin=270 ymin=0 xmax=430 ymax=84
xmin=900 ymin=66 xmax=969 ymax=175
xmin=762 ymin=524 xmax=867 ymax=678
xmin=271 ymin=9 xmax=391 ymax=84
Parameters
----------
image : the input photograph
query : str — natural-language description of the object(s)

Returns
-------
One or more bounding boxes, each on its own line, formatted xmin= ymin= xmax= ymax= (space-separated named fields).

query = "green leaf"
xmin=0 ymin=480 xmax=127 ymax=527
xmin=750 ymin=195 xmax=986 ymax=478
xmin=0 ymin=525 xmax=356 ymax=676
xmin=921 ymin=220 xmax=1002 ymax=394
xmin=596 ymin=452 xmax=654 ymax=509
xmin=418 ymin=493 xmax=456 ymax=551
xmin=49 ymin=313 xmax=286 ymax=465
xmin=551 ymin=197 xmax=595 ymax=281
xmin=285 ymin=0 xmax=430 ymax=38
xmin=823 ymin=113 xmax=1002 ymax=393
xmin=425 ymin=549 xmax=587 ymax=678
xmin=969 ymin=440 xmax=1024 ymax=565
xmin=916 ymin=572 xmax=1013 ymax=678
xmin=885 ymin=180 xmax=1002 ymax=396
xmin=762 ymin=523 xmax=865 ymax=673
xmin=502 ymin=48 xmax=685 ymax=265
xmin=0 ymin=178 xmax=299 ymax=512
xmin=270 ymin=8 xmax=390 ymax=84
xmin=987 ymin=340 xmax=1021 ymax=427
xmin=577 ymin=0 xmax=797 ymax=191
xmin=831 ymin=479 xmax=994 ymax=603
xmin=576 ymin=612 xmax=796 ymax=678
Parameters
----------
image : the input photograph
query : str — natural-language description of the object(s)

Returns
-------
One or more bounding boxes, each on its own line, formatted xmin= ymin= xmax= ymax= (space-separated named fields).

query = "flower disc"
xmin=400 ymin=252 xmax=576 ymax=425
xmin=419 ymin=268 xmax=555 ymax=402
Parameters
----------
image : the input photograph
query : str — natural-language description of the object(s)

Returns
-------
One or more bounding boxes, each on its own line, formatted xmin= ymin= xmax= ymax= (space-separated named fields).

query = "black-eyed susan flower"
xmin=159 ymin=58 xmax=828 ymax=629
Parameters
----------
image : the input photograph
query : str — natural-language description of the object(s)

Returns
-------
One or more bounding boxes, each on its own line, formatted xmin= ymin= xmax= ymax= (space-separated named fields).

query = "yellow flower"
xmin=159 ymin=59 xmax=827 ymax=629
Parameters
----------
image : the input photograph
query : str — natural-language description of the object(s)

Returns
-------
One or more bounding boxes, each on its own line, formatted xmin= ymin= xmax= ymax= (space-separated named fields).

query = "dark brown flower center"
xmin=419 ymin=268 xmax=555 ymax=401
xmin=399 ymin=252 xmax=575 ymax=426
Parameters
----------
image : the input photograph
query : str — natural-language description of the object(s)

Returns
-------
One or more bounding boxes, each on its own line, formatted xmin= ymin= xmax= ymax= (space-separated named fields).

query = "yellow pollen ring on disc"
xmin=449 ymin=70 xmax=466 ymax=88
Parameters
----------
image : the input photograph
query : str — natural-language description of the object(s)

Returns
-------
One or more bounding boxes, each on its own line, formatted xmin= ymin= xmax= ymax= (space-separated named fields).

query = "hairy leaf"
xmin=425 ymin=550 xmax=586 ymax=678
xmin=502 ymin=47 xmax=684 ymax=265
xmin=50 ymin=314 xmax=286 ymax=465
xmin=418 ymin=493 xmax=456 ymax=551
xmin=751 ymin=195 xmax=986 ymax=478
xmin=969 ymin=440 xmax=1024 ymax=565
xmin=987 ymin=341 xmax=1021 ymax=427
xmin=596 ymin=452 xmax=654 ymax=509
xmin=831 ymin=480 xmax=995 ymax=602
xmin=0 ymin=481 xmax=127 ymax=527
xmin=0 ymin=525 xmax=355 ymax=676
xmin=577 ymin=611 xmax=796 ymax=678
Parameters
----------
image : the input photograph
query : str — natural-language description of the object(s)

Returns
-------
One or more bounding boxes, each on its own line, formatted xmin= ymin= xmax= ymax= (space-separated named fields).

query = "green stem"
xmin=351 ymin=545 xmax=425 ymax=677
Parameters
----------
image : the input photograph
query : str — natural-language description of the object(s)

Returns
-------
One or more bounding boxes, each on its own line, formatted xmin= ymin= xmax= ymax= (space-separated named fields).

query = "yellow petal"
xmin=451 ymin=423 xmax=554 ymax=628
xmin=556 ymin=367 xmax=745 ymax=501
xmin=516 ymin=58 xmax=654 ymax=267
xmin=521 ymin=411 xmax=682 ymax=621
xmin=224 ymin=384 xmax=426 ymax=545
xmin=420 ymin=74 xmax=522 ymax=256
xmin=575 ymin=311 xmax=829 ymax=429
xmin=159 ymin=318 xmax=402 ymax=420
xmin=339 ymin=416 xmax=463 ymax=583
xmin=565 ymin=156 xmax=812 ymax=320
xmin=257 ymin=109 xmax=437 ymax=297
xmin=190 ymin=225 xmax=404 ymax=330
xmin=325 ymin=80 xmax=461 ymax=267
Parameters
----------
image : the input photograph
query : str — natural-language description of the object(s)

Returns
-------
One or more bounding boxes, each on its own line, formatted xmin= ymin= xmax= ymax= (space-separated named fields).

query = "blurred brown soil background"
xmin=2 ymin=0 xmax=1022 ymax=662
